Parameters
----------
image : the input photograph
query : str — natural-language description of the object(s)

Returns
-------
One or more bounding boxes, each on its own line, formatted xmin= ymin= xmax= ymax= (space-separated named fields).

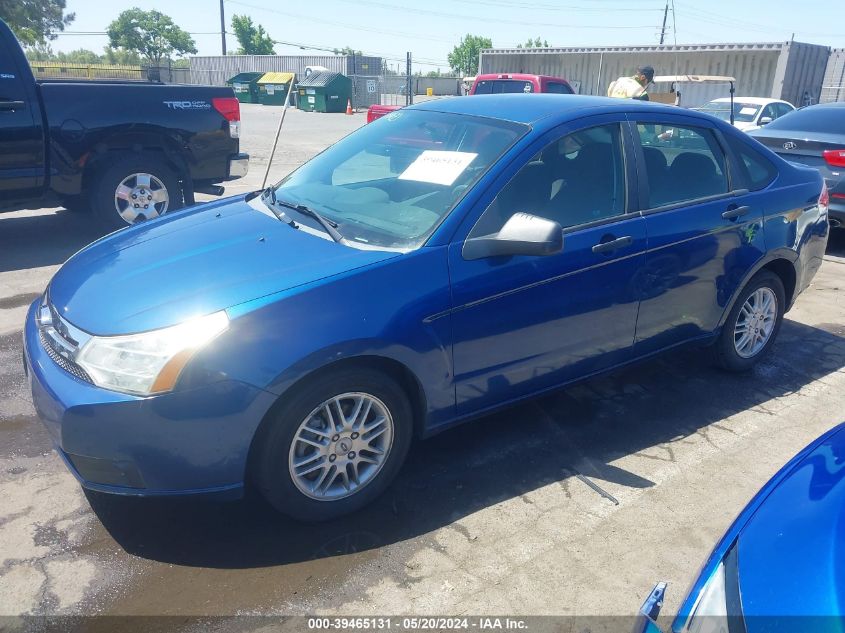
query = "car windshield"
xmin=272 ymin=109 xmax=527 ymax=251
xmin=697 ymin=101 xmax=760 ymax=123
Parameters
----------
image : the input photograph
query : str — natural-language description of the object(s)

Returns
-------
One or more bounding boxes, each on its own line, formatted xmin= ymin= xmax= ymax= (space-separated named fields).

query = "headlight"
xmin=76 ymin=311 xmax=229 ymax=396
xmin=683 ymin=561 xmax=729 ymax=633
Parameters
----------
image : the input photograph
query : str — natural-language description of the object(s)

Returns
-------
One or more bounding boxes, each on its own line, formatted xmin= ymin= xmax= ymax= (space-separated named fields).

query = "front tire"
xmin=253 ymin=368 xmax=413 ymax=522
xmin=90 ymin=154 xmax=182 ymax=232
xmin=713 ymin=270 xmax=785 ymax=371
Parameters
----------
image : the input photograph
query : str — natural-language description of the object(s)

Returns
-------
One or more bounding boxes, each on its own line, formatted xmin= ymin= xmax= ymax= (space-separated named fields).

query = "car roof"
xmin=408 ymin=94 xmax=690 ymax=125
xmin=709 ymin=96 xmax=788 ymax=105
xmin=474 ymin=73 xmax=567 ymax=82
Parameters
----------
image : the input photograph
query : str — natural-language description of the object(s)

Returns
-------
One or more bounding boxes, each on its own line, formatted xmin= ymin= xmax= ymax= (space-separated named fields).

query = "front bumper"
xmin=227 ymin=152 xmax=250 ymax=180
xmin=23 ymin=301 xmax=276 ymax=497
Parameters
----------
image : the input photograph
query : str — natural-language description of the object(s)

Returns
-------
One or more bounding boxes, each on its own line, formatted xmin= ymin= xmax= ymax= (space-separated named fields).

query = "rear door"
xmin=631 ymin=114 xmax=766 ymax=354
xmin=0 ymin=27 xmax=45 ymax=201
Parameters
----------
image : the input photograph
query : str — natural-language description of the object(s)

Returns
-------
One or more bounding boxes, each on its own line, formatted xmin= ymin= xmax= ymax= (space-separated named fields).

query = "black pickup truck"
xmin=0 ymin=19 xmax=248 ymax=230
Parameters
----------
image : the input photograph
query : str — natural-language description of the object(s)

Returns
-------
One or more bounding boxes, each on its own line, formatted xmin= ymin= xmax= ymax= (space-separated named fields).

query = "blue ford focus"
xmin=635 ymin=422 xmax=845 ymax=633
xmin=23 ymin=95 xmax=828 ymax=520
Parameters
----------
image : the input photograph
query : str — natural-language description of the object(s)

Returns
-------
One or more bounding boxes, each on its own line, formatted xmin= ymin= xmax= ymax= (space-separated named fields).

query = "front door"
xmin=449 ymin=118 xmax=647 ymax=414
xmin=0 ymin=32 xmax=44 ymax=201
xmin=630 ymin=115 xmax=765 ymax=354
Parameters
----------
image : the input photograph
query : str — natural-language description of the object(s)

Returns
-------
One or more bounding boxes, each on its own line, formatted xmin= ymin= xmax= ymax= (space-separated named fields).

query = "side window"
xmin=776 ymin=103 xmax=794 ymax=118
xmin=468 ymin=123 xmax=626 ymax=238
xmin=546 ymin=83 xmax=573 ymax=95
xmin=761 ymin=104 xmax=777 ymax=121
xmin=636 ymin=123 xmax=728 ymax=208
xmin=725 ymin=135 xmax=777 ymax=191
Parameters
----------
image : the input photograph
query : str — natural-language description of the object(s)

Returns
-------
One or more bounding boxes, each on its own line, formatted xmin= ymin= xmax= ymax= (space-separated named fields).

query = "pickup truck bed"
xmin=0 ymin=18 xmax=248 ymax=231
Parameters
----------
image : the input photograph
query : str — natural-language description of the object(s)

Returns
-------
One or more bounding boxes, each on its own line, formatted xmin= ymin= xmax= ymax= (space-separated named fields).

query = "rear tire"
xmin=253 ymin=368 xmax=413 ymax=522
xmin=89 ymin=154 xmax=182 ymax=232
xmin=712 ymin=270 xmax=785 ymax=372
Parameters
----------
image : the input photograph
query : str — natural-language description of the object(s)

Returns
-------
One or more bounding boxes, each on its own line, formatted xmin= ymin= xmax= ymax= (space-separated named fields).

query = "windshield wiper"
xmin=260 ymin=188 xmax=299 ymax=229
xmin=274 ymin=197 xmax=345 ymax=244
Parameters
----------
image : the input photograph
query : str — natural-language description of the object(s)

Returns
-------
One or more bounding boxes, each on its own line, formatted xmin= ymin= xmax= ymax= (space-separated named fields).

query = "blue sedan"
xmin=23 ymin=95 xmax=829 ymax=520
xmin=636 ymin=422 xmax=845 ymax=633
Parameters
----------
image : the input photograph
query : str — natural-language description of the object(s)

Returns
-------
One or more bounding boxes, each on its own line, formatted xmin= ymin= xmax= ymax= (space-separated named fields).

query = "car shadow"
xmin=86 ymin=317 xmax=845 ymax=569
xmin=0 ymin=208 xmax=102 ymax=273
xmin=826 ymin=228 xmax=845 ymax=257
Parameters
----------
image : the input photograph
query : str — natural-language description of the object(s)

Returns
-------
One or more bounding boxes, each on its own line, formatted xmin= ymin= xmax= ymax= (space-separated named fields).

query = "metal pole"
xmin=406 ymin=52 xmax=413 ymax=105
xmin=595 ymin=52 xmax=603 ymax=95
xmin=730 ymin=81 xmax=735 ymax=126
xmin=261 ymin=80 xmax=296 ymax=190
xmin=659 ymin=1 xmax=669 ymax=45
xmin=219 ymin=0 xmax=227 ymax=55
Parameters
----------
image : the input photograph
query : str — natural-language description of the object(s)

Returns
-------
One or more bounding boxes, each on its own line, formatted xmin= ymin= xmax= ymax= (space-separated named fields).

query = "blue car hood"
xmin=48 ymin=197 xmax=397 ymax=335
xmin=738 ymin=425 xmax=845 ymax=624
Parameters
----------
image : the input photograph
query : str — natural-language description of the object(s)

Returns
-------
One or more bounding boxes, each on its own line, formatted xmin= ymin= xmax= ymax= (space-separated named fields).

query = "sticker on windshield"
xmin=398 ymin=150 xmax=478 ymax=186
xmin=740 ymin=107 xmax=757 ymax=115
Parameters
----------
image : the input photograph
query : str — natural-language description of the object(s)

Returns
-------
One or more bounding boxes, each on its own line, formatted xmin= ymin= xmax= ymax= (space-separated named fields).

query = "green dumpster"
xmin=296 ymin=71 xmax=352 ymax=113
xmin=226 ymin=72 xmax=264 ymax=104
xmin=257 ymin=72 xmax=295 ymax=106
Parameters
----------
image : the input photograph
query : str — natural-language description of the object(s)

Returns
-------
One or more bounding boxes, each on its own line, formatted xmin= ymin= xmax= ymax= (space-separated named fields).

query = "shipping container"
xmin=822 ymin=49 xmax=845 ymax=103
xmin=479 ymin=41 xmax=831 ymax=108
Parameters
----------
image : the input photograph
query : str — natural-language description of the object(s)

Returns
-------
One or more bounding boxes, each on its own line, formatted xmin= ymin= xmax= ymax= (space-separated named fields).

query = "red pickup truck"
xmin=366 ymin=73 xmax=574 ymax=123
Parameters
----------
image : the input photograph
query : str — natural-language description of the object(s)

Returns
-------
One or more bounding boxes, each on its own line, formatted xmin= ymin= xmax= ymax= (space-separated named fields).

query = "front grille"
xmin=39 ymin=329 xmax=93 ymax=384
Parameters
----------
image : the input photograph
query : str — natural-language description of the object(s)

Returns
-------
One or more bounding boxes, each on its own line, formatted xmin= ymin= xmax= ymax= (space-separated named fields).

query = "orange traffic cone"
xmin=346 ymin=99 xmax=354 ymax=115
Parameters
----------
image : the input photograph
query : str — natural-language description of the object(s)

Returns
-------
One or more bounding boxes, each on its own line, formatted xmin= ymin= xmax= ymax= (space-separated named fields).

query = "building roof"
xmin=479 ymin=42 xmax=806 ymax=55
xmin=258 ymin=72 xmax=294 ymax=84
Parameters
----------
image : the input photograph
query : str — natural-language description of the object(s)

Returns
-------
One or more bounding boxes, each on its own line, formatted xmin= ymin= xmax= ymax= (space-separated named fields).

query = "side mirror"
xmin=758 ymin=116 xmax=773 ymax=126
xmin=463 ymin=212 xmax=563 ymax=260
xmin=631 ymin=582 xmax=667 ymax=633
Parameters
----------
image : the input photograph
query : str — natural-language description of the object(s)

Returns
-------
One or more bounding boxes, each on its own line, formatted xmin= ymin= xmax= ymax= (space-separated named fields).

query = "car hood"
xmin=48 ymin=196 xmax=398 ymax=335
xmin=737 ymin=425 xmax=845 ymax=623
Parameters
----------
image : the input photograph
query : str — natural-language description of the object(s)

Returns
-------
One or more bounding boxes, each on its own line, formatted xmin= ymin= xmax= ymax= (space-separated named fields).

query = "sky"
xmin=48 ymin=0 xmax=844 ymax=72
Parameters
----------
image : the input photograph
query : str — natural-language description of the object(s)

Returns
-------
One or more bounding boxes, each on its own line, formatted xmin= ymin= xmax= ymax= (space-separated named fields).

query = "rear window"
xmin=546 ymin=82 xmax=573 ymax=94
xmin=726 ymin=135 xmax=778 ymax=191
xmin=473 ymin=80 xmax=534 ymax=95
xmin=765 ymin=106 xmax=845 ymax=134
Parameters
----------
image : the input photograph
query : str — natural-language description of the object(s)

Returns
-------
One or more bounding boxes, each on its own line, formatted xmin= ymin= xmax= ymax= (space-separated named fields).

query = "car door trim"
xmin=446 ymin=243 xmax=645 ymax=317
xmin=638 ymin=189 xmax=750 ymax=217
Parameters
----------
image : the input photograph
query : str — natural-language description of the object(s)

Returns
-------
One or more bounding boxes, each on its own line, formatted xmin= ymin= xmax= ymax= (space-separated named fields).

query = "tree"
xmin=0 ymin=0 xmax=74 ymax=45
xmin=516 ymin=37 xmax=549 ymax=49
xmin=106 ymin=8 xmax=197 ymax=67
xmin=447 ymin=34 xmax=492 ymax=76
xmin=333 ymin=46 xmax=362 ymax=56
xmin=231 ymin=14 xmax=275 ymax=55
xmin=102 ymin=47 xmax=143 ymax=66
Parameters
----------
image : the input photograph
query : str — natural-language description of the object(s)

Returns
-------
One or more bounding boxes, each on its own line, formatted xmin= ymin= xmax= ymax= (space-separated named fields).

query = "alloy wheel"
xmin=114 ymin=172 xmax=169 ymax=224
xmin=734 ymin=287 xmax=777 ymax=358
xmin=288 ymin=392 xmax=394 ymax=501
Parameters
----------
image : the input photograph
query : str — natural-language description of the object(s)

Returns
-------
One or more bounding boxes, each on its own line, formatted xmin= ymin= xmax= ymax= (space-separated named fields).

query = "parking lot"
xmin=1 ymin=103 xmax=845 ymax=626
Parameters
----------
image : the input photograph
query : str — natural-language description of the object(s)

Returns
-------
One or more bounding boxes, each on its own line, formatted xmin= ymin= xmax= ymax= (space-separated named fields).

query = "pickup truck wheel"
xmin=713 ymin=271 xmax=785 ymax=372
xmin=91 ymin=155 xmax=182 ymax=231
xmin=253 ymin=368 xmax=413 ymax=522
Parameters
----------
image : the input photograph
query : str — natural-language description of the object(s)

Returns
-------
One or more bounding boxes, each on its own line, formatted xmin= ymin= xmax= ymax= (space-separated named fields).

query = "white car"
xmin=694 ymin=97 xmax=796 ymax=131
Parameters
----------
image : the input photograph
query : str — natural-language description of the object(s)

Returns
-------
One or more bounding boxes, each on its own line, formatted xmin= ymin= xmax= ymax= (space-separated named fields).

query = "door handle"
xmin=0 ymin=100 xmax=25 ymax=112
xmin=722 ymin=205 xmax=750 ymax=220
xmin=592 ymin=235 xmax=633 ymax=254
